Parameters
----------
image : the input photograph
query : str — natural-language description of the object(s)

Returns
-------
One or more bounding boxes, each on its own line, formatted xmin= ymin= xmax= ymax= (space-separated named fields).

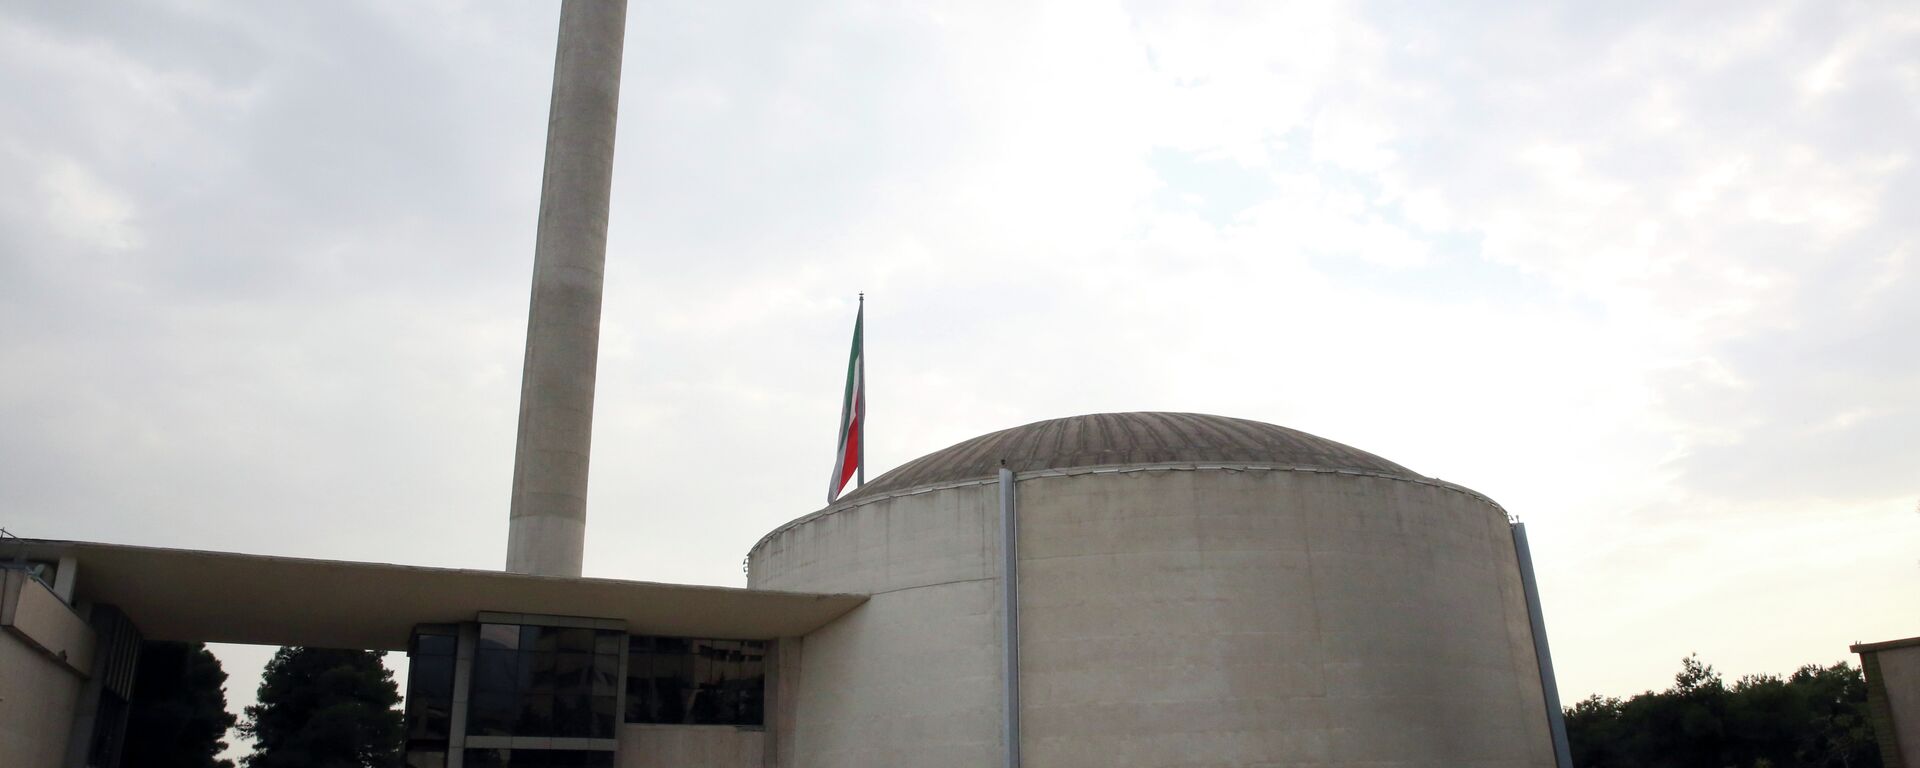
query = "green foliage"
xmin=239 ymin=647 xmax=404 ymax=768
xmin=125 ymin=641 xmax=239 ymax=768
xmin=1565 ymin=654 xmax=1881 ymax=768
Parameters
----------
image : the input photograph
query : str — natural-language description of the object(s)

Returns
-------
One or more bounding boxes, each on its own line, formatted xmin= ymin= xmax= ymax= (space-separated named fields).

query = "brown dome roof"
xmin=840 ymin=412 xmax=1418 ymax=503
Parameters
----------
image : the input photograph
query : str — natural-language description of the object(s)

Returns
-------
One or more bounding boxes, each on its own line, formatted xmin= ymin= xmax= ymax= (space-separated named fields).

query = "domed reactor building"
xmin=750 ymin=412 xmax=1567 ymax=767
xmin=5 ymin=413 xmax=1574 ymax=768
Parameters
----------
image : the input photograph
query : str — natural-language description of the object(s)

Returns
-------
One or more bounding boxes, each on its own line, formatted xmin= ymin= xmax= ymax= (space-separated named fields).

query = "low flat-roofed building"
xmin=0 ymin=537 xmax=863 ymax=768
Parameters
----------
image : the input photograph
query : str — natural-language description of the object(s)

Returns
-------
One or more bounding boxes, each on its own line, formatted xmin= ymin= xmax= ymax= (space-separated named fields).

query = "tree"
xmin=240 ymin=647 xmax=404 ymax=768
xmin=1564 ymin=655 xmax=1883 ymax=768
xmin=125 ymin=641 xmax=239 ymax=768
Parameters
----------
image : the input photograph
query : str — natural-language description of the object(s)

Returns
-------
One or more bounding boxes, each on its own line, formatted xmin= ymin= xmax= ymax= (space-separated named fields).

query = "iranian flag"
xmin=828 ymin=298 xmax=865 ymax=502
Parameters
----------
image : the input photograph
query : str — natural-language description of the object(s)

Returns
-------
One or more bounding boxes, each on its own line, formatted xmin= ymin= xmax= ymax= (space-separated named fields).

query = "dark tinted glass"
xmin=469 ymin=622 xmax=631 ymax=738
xmin=518 ymin=651 xmax=556 ymax=693
xmin=479 ymin=623 xmax=519 ymax=651
xmin=517 ymin=693 xmax=554 ymax=733
xmin=472 ymin=649 xmax=517 ymax=696
xmin=653 ymin=648 xmax=693 ymax=724
xmin=553 ymin=695 xmax=590 ymax=738
xmin=409 ymin=656 xmax=455 ymax=700
xmin=555 ymin=652 xmax=592 ymax=696
xmin=467 ymin=693 xmax=516 ymax=736
xmin=624 ymin=635 xmax=764 ymax=725
xmin=407 ymin=697 xmax=451 ymax=739
xmin=470 ymin=750 xmax=614 ymax=768
xmin=591 ymin=653 xmax=620 ymax=697
xmin=688 ymin=641 xmax=720 ymax=724
xmin=404 ymin=749 xmax=447 ymax=768
xmin=624 ymin=649 xmax=655 ymax=723
xmin=412 ymin=633 xmax=457 ymax=657
xmin=523 ymin=625 xmax=559 ymax=652
xmin=462 ymin=749 xmax=505 ymax=768
xmin=590 ymin=695 xmax=616 ymax=738
xmin=556 ymin=627 xmax=596 ymax=653
xmin=739 ymin=643 xmax=765 ymax=723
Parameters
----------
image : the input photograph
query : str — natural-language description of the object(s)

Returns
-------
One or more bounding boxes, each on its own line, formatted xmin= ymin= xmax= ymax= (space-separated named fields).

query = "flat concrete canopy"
xmin=10 ymin=539 xmax=865 ymax=651
xmin=1853 ymin=636 xmax=1920 ymax=653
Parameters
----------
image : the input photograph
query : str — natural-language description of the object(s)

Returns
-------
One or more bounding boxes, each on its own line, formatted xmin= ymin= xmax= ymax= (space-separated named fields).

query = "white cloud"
xmin=40 ymin=156 xmax=140 ymax=250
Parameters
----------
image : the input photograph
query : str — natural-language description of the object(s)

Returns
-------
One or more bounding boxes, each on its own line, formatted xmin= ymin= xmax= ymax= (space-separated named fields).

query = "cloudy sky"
xmin=2 ymin=0 xmax=1915 ymax=751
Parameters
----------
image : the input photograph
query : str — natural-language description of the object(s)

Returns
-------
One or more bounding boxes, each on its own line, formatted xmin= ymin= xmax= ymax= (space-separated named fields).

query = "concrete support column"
xmin=52 ymin=555 xmax=76 ymax=603
xmin=507 ymin=0 xmax=629 ymax=577
xmin=1513 ymin=522 xmax=1573 ymax=768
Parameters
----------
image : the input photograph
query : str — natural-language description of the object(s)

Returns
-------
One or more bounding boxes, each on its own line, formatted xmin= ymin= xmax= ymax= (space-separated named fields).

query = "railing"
xmin=0 ymin=527 xmax=52 ymax=588
xmin=1 ymin=526 xmax=24 ymax=566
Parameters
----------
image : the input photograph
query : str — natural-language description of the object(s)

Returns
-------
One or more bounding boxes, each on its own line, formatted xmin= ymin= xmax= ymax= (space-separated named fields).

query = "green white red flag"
xmin=829 ymin=297 xmax=865 ymax=503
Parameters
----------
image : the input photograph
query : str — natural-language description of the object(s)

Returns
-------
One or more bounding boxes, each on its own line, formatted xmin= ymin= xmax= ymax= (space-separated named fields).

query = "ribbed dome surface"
xmin=840 ymin=412 xmax=1418 ymax=502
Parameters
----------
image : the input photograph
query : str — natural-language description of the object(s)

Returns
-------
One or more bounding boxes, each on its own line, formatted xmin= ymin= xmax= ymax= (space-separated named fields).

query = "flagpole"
xmin=856 ymin=292 xmax=866 ymax=488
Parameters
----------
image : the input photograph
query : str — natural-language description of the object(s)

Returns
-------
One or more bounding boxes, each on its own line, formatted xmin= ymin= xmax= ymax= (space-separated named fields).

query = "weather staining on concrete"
xmin=507 ymin=0 xmax=629 ymax=578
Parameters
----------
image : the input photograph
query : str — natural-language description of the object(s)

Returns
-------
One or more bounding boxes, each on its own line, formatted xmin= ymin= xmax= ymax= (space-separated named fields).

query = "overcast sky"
xmin=2 ymin=0 xmax=1916 ymax=752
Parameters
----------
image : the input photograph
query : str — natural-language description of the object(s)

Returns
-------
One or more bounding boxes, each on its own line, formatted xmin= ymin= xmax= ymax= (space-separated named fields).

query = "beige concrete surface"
xmin=753 ymin=484 xmax=1002 ymax=767
xmin=506 ymin=0 xmax=629 ymax=577
xmin=752 ymin=465 xmax=1555 ymax=768
xmin=617 ymin=724 xmax=766 ymax=767
xmin=767 ymin=636 xmax=804 ymax=768
xmin=1 ymin=570 xmax=94 ymax=675
xmin=0 ymin=621 xmax=84 ymax=768
xmin=12 ymin=540 xmax=863 ymax=650
xmin=1871 ymin=642 xmax=1920 ymax=765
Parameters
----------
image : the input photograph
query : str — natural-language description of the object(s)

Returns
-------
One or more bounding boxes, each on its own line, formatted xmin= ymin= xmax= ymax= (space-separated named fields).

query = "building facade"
xmin=3 ymin=412 xmax=1573 ymax=767
xmin=1855 ymin=636 xmax=1920 ymax=768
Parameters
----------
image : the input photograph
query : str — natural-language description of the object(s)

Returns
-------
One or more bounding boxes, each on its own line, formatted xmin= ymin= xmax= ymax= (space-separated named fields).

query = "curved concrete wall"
xmin=750 ymin=466 xmax=1555 ymax=768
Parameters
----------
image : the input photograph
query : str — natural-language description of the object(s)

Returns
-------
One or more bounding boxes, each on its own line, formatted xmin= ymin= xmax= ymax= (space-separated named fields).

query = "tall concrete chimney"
xmin=507 ymin=0 xmax=628 ymax=577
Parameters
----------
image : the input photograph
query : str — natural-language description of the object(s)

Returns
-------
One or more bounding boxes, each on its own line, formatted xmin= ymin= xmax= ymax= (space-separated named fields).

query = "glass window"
xmin=555 ymin=652 xmax=591 ymax=697
xmin=591 ymin=653 xmax=620 ymax=697
xmin=656 ymin=644 xmax=694 ymax=724
xmin=407 ymin=698 xmax=451 ymax=740
xmin=517 ymin=693 xmax=554 ymax=734
xmin=523 ymin=625 xmax=559 ymax=653
xmin=405 ymin=750 xmax=447 ymax=768
xmin=464 ymin=749 xmax=613 ymax=768
xmin=625 ymin=635 xmax=766 ymax=726
xmin=405 ymin=626 xmax=461 ymax=762
xmin=479 ymin=623 xmax=519 ymax=651
xmin=409 ymin=656 xmax=455 ymax=700
xmin=412 ymin=633 xmax=457 ymax=657
xmin=472 ymin=649 xmax=517 ymax=696
xmin=468 ymin=693 xmax=517 ymax=737
xmin=519 ymin=651 xmax=556 ymax=694
xmin=557 ymin=627 xmax=596 ymax=653
xmin=553 ymin=694 xmax=590 ymax=738
xmin=462 ymin=749 xmax=505 ymax=768
xmin=591 ymin=695 xmax=617 ymax=738
xmin=469 ymin=621 xmax=624 ymax=739
xmin=625 ymin=643 xmax=657 ymax=723
xmin=738 ymin=643 xmax=765 ymax=724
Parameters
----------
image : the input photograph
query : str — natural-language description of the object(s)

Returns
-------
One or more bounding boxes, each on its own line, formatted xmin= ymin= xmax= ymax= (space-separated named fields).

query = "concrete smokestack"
xmin=507 ymin=0 xmax=628 ymax=577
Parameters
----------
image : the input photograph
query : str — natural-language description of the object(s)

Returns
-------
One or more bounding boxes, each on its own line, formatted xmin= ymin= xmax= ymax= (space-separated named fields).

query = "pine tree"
xmin=125 ymin=641 xmax=239 ymax=768
xmin=240 ymin=647 xmax=403 ymax=768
